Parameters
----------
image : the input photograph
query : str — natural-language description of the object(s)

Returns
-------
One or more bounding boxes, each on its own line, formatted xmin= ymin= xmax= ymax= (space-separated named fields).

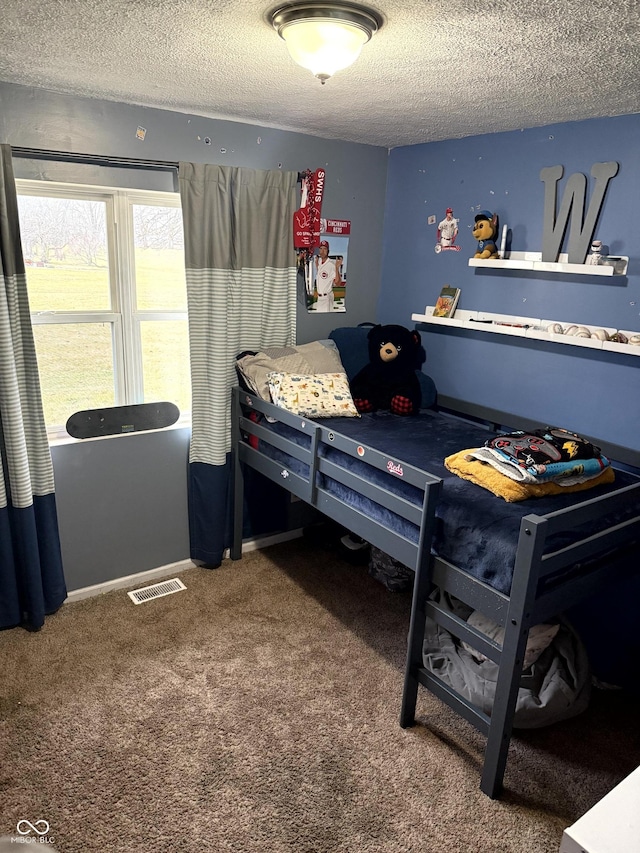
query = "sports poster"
xmin=433 ymin=207 xmax=461 ymax=253
xmin=305 ymin=219 xmax=350 ymax=314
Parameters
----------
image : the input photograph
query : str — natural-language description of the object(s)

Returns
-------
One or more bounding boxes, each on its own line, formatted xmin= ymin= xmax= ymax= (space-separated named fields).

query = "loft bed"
xmin=230 ymin=346 xmax=640 ymax=799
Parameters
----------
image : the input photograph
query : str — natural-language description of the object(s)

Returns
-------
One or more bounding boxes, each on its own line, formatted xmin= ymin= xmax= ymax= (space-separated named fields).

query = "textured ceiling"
xmin=1 ymin=0 xmax=640 ymax=148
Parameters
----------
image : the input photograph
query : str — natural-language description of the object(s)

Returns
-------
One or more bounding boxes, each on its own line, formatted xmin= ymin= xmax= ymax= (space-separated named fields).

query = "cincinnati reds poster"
xmin=305 ymin=219 xmax=350 ymax=313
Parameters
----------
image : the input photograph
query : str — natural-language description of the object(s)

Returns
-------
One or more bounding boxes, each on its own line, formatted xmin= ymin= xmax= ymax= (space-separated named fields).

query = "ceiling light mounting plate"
xmin=271 ymin=1 xmax=382 ymax=41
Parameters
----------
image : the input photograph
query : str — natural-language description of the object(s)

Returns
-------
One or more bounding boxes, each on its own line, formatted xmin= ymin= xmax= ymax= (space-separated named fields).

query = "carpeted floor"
xmin=1 ymin=536 xmax=639 ymax=852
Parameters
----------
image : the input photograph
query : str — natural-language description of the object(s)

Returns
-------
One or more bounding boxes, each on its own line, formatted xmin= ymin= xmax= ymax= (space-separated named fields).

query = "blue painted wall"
xmin=379 ymin=115 xmax=640 ymax=453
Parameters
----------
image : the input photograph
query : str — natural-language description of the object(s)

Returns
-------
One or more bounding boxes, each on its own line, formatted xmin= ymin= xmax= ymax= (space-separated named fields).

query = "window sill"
xmin=47 ymin=416 xmax=191 ymax=447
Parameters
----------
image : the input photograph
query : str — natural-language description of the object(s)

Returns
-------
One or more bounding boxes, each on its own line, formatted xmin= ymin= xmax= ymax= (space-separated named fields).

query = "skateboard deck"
xmin=66 ymin=402 xmax=180 ymax=439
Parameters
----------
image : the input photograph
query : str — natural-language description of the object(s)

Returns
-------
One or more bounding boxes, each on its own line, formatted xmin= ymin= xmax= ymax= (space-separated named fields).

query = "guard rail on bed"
xmin=231 ymin=385 xmax=442 ymax=574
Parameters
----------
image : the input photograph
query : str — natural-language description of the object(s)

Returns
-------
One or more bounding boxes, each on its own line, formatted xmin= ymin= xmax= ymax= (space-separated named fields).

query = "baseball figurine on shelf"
xmin=586 ymin=240 xmax=603 ymax=265
xmin=472 ymin=210 xmax=499 ymax=259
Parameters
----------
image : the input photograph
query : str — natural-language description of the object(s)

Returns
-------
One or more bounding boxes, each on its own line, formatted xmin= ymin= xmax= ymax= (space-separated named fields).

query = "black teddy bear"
xmin=350 ymin=324 xmax=425 ymax=415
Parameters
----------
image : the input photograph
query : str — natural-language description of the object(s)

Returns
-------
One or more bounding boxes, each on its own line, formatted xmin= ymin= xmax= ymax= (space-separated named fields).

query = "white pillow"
xmin=462 ymin=611 xmax=560 ymax=670
xmin=236 ymin=340 xmax=346 ymax=401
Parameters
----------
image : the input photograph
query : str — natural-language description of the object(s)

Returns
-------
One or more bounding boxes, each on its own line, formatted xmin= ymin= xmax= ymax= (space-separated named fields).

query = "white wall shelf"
xmin=412 ymin=308 xmax=640 ymax=357
xmin=468 ymin=251 xmax=629 ymax=276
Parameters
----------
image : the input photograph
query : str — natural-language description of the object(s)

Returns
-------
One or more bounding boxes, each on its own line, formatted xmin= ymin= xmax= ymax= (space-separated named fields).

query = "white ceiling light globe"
xmin=281 ymin=20 xmax=368 ymax=81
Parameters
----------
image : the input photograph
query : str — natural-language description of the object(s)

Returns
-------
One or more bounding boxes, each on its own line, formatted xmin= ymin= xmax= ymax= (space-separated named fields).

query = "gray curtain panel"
xmin=179 ymin=162 xmax=298 ymax=565
xmin=0 ymin=144 xmax=66 ymax=629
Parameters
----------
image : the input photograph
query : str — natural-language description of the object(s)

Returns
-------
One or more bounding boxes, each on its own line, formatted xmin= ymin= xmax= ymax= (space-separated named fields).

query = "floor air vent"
xmin=127 ymin=578 xmax=186 ymax=604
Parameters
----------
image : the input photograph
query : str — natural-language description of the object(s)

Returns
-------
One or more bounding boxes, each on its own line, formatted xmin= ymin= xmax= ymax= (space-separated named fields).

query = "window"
xmin=16 ymin=181 xmax=190 ymax=438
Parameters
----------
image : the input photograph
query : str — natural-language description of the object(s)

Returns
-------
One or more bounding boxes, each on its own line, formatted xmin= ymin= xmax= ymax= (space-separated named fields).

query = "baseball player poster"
xmin=306 ymin=219 xmax=350 ymax=313
xmin=435 ymin=207 xmax=461 ymax=253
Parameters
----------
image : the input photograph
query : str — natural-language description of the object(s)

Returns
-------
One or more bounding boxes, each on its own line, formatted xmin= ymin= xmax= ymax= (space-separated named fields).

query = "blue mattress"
xmin=256 ymin=410 xmax=640 ymax=595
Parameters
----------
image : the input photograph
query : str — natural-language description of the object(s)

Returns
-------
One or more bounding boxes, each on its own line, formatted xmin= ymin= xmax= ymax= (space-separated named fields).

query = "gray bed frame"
xmin=231 ymin=385 xmax=640 ymax=798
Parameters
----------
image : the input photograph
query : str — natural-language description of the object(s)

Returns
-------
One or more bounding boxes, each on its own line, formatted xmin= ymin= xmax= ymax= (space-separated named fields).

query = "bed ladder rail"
xmin=416 ymin=668 xmax=491 ymax=735
xmin=424 ymin=599 xmax=503 ymax=665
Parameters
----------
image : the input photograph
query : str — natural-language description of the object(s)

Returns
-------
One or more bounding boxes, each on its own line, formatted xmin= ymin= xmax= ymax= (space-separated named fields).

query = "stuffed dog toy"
xmin=472 ymin=210 xmax=499 ymax=258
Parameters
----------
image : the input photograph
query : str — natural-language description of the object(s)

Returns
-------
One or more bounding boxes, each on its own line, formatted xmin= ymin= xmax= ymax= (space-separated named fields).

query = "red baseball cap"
xmin=319 ymin=240 xmax=329 ymax=249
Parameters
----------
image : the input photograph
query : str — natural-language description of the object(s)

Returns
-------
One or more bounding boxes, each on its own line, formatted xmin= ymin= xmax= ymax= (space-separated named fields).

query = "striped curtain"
xmin=0 ymin=144 xmax=66 ymax=630
xmin=179 ymin=163 xmax=298 ymax=566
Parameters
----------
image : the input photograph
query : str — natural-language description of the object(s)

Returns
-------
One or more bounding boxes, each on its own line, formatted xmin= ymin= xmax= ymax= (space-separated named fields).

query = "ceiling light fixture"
xmin=270 ymin=2 xmax=382 ymax=84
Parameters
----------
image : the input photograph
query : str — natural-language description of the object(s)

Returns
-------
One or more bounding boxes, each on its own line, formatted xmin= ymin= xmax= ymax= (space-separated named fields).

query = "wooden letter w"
xmin=540 ymin=162 xmax=618 ymax=263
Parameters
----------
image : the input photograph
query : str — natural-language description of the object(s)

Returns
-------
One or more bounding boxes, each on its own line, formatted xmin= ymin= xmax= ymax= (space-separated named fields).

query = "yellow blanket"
xmin=444 ymin=449 xmax=615 ymax=502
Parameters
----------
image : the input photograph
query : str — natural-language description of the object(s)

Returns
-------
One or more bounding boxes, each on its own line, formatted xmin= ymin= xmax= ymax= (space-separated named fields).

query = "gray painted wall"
xmin=1 ymin=81 xmax=389 ymax=591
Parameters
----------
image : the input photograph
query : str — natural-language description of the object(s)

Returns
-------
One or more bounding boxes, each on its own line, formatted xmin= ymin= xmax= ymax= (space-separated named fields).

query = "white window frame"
xmin=16 ymin=179 xmax=190 ymax=441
